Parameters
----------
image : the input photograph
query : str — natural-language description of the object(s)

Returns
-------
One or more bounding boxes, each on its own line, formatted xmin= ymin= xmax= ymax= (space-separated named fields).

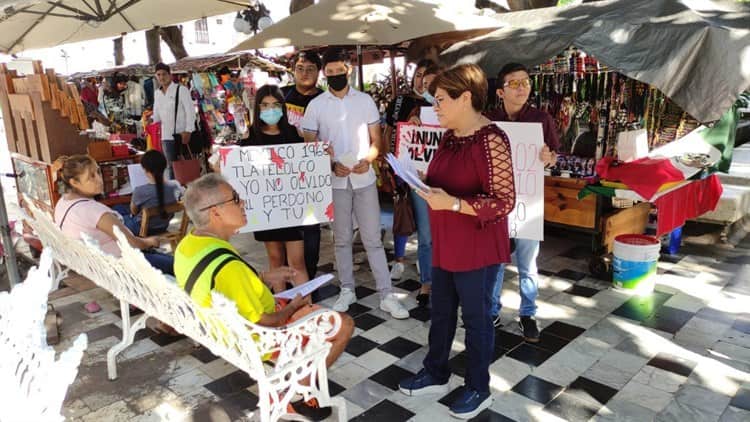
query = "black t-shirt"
xmin=281 ymin=85 xmax=323 ymax=128
xmin=240 ymin=124 xmax=303 ymax=146
xmin=384 ymin=94 xmax=430 ymax=150
xmin=384 ymin=94 xmax=429 ymax=127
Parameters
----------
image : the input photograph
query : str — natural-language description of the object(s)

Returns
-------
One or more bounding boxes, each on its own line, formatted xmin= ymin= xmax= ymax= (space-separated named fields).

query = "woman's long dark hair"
xmin=252 ymin=84 xmax=293 ymax=139
xmin=140 ymin=150 xmax=168 ymax=219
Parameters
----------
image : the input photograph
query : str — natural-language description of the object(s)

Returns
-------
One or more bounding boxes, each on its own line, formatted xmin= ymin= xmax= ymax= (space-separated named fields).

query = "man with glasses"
xmin=282 ymin=51 xmax=325 ymax=282
xmin=174 ymin=173 xmax=354 ymax=420
xmin=486 ymin=63 xmax=560 ymax=342
xmin=302 ymin=48 xmax=409 ymax=319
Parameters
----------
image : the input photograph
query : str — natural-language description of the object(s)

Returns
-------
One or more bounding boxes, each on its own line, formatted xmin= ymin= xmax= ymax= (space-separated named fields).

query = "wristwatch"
xmin=451 ymin=197 xmax=461 ymax=212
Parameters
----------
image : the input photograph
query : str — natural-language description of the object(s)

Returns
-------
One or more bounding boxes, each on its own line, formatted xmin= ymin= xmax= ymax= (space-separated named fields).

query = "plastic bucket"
xmin=613 ymin=234 xmax=660 ymax=293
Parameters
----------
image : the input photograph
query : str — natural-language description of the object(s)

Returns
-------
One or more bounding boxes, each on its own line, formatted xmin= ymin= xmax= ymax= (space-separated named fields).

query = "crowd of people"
xmin=55 ymin=47 xmax=561 ymax=420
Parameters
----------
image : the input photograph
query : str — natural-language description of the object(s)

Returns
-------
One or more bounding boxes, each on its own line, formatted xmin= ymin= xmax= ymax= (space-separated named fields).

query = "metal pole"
xmin=357 ymin=44 xmax=365 ymax=92
xmin=0 ymin=179 xmax=21 ymax=288
xmin=389 ymin=48 xmax=397 ymax=101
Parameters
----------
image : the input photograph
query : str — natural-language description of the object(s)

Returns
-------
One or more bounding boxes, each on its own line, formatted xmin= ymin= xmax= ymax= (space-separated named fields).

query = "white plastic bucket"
xmin=613 ymin=234 xmax=660 ymax=293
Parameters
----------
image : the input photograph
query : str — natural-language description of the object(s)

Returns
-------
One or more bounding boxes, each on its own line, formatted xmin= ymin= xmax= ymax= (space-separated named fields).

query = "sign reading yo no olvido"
xmin=220 ymin=142 xmax=334 ymax=232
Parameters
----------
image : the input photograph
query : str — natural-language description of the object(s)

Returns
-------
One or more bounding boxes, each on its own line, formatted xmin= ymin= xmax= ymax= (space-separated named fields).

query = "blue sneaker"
xmin=449 ymin=387 xmax=493 ymax=419
xmin=399 ymin=368 xmax=450 ymax=396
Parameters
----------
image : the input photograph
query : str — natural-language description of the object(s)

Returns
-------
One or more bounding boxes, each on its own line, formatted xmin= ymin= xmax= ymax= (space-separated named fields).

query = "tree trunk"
xmin=159 ymin=25 xmax=189 ymax=60
xmin=145 ymin=27 xmax=161 ymax=65
xmin=290 ymin=0 xmax=314 ymax=14
xmin=113 ymin=36 xmax=124 ymax=66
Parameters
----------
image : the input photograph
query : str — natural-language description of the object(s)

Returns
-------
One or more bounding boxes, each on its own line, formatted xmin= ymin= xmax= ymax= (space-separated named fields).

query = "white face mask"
xmin=413 ymin=86 xmax=423 ymax=96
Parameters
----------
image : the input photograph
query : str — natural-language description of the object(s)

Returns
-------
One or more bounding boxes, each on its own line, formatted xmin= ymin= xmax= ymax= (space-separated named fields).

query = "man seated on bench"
xmin=174 ymin=174 xmax=354 ymax=421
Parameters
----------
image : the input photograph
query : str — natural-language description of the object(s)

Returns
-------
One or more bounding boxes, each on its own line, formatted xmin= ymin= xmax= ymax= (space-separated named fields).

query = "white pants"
xmin=333 ymin=181 xmax=392 ymax=298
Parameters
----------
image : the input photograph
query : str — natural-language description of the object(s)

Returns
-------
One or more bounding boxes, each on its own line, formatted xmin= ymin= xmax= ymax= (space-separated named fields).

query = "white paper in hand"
xmin=274 ymin=274 xmax=334 ymax=300
xmin=385 ymin=153 xmax=430 ymax=192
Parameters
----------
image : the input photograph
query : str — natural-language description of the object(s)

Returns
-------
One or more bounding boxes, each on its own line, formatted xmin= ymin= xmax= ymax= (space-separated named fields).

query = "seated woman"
xmin=115 ymin=150 xmax=184 ymax=235
xmin=54 ymin=154 xmax=174 ymax=276
xmin=240 ymin=84 xmax=309 ymax=292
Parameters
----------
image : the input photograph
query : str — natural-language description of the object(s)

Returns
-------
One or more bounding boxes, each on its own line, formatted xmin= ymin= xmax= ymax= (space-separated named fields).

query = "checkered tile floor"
xmin=53 ymin=226 xmax=750 ymax=421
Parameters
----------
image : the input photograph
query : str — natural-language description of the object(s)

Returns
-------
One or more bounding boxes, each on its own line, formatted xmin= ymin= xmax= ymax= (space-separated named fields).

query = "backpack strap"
xmin=183 ymin=247 xmax=259 ymax=295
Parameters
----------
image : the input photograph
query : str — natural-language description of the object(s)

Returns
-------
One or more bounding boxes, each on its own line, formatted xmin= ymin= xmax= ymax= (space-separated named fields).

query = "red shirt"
xmin=485 ymin=103 xmax=561 ymax=152
xmin=426 ymin=124 xmax=516 ymax=272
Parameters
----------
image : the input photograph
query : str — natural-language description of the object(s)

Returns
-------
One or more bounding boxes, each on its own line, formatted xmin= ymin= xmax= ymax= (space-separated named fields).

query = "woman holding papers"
xmin=398 ymin=64 xmax=516 ymax=419
xmin=242 ymin=84 xmax=309 ymax=289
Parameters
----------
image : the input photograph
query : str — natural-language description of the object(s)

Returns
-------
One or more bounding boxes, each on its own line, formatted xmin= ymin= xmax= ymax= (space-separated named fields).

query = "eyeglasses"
xmin=259 ymin=102 xmax=282 ymax=110
xmin=295 ymin=66 xmax=318 ymax=74
xmin=503 ymin=78 xmax=531 ymax=90
xmin=199 ymin=190 xmax=241 ymax=211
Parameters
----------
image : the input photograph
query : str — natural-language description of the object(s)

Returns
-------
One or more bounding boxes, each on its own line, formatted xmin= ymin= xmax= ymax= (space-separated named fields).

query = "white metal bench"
xmin=23 ymin=202 xmax=346 ymax=422
xmin=0 ymin=250 xmax=88 ymax=422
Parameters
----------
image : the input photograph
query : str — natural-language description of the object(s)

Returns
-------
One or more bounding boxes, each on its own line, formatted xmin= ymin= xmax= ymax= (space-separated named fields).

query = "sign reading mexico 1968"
xmin=220 ymin=143 xmax=334 ymax=233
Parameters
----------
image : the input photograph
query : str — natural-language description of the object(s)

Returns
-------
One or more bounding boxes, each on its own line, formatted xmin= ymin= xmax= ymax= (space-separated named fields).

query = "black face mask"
xmin=327 ymin=73 xmax=348 ymax=91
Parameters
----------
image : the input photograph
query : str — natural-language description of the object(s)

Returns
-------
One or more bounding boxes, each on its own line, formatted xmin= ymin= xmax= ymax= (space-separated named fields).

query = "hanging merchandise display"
xmin=518 ymin=47 xmax=701 ymax=179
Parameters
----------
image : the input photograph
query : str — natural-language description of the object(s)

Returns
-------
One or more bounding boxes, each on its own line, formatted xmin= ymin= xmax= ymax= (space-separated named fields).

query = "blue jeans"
xmin=423 ymin=264 xmax=498 ymax=394
xmin=143 ymin=252 xmax=175 ymax=276
xmin=491 ymin=238 xmax=539 ymax=317
xmin=113 ymin=204 xmax=142 ymax=235
xmin=411 ymin=192 xmax=432 ymax=286
xmin=391 ymin=191 xmax=432 ymax=285
xmin=162 ymin=139 xmax=177 ymax=180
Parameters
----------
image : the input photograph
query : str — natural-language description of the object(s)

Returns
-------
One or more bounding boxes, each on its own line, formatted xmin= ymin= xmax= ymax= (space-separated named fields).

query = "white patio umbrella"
xmin=227 ymin=0 xmax=500 ymax=51
xmin=0 ymin=0 xmax=247 ymax=54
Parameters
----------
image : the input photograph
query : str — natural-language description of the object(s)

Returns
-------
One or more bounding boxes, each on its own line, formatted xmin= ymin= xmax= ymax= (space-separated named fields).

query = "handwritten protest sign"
xmin=494 ymin=122 xmax=544 ymax=242
xmin=394 ymin=123 xmax=447 ymax=172
xmin=395 ymin=121 xmax=544 ymax=241
xmin=220 ymin=143 xmax=333 ymax=233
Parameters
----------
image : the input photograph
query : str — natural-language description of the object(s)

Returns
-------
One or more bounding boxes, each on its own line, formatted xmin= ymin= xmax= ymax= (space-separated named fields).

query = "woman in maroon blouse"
xmin=398 ymin=64 xmax=516 ymax=419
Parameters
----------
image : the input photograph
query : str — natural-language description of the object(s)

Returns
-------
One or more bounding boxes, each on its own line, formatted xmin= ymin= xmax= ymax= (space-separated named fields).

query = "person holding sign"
xmin=485 ymin=63 xmax=560 ymax=342
xmin=382 ymin=59 xmax=435 ymax=304
xmin=399 ymin=64 xmax=516 ymax=419
xmin=175 ymin=174 xmax=354 ymax=421
xmin=281 ymin=51 xmax=325 ymax=281
xmin=241 ymin=84 xmax=309 ymax=289
xmin=301 ymin=48 xmax=409 ymax=320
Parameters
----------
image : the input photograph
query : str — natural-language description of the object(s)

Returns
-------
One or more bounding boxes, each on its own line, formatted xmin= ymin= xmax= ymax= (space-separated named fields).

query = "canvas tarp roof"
xmin=0 ymin=0 xmax=245 ymax=54
xmin=440 ymin=0 xmax=750 ymax=122
xmin=228 ymin=0 xmax=500 ymax=51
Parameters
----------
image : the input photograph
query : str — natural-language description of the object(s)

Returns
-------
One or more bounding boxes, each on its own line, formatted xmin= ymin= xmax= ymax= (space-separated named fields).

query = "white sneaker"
xmin=333 ymin=288 xmax=357 ymax=312
xmin=390 ymin=262 xmax=405 ymax=280
xmin=380 ymin=294 xmax=409 ymax=319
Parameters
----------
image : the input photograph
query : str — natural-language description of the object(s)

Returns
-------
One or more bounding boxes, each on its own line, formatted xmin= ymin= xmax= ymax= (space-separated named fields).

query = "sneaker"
xmin=332 ymin=288 xmax=356 ymax=312
xmin=399 ymin=368 xmax=450 ymax=396
xmin=519 ymin=316 xmax=540 ymax=343
xmin=380 ymin=294 xmax=409 ymax=319
xmin=449 ymin=387 xmax=493 ymax=419
xmin=390 ymin=261 xmax=405 ymax=280
xmin=288 ymin=398 xmax=332 ymax=421
xmin=492 ymin=314 xmax=502 ymax=328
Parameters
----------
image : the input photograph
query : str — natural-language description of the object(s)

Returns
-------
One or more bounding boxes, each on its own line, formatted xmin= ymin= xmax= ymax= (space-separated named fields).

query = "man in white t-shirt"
xmin=301 ymin=48 xmax=408 ymax=319
xmin=151 ymin=62 xmax=195 ymax=179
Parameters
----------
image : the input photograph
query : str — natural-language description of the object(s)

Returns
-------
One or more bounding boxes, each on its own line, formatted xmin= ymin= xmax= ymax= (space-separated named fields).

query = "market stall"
xmin=437 ymin=0 xmax=749 ymax=275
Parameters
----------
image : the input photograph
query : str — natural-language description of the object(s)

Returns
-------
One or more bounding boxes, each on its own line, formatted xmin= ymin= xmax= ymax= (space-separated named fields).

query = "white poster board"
xmin=494 ymin=122 xmax=545 ymax=242
xmin=220 ymin=143 xmax=334 ymax=232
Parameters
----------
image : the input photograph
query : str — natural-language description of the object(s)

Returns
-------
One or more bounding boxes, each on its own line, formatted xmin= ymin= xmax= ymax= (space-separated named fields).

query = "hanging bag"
xmin=172 ymin=86 xmax=202 ymax=185
xmin=392 ymin=184 xmax=416 ymax=236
